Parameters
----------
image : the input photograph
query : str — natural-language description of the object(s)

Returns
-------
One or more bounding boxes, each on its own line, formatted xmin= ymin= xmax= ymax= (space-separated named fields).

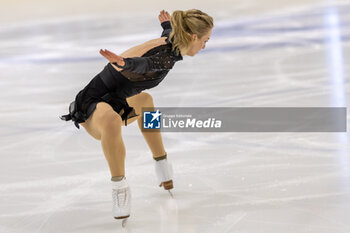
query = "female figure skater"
xmin=61 ymin=9 xmax=213 ymax=221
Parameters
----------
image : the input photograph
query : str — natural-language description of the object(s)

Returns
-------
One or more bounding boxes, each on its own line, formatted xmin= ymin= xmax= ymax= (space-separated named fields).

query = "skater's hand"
xmin=99 ymin=49 xmax=125 ymax=67
xmin=158 ymin=10 xmax=171 ymax=23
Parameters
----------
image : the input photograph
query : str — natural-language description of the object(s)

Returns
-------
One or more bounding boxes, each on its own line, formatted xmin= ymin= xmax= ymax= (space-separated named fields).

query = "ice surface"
xmin=0 ymin=0 xmax=349 ymax=232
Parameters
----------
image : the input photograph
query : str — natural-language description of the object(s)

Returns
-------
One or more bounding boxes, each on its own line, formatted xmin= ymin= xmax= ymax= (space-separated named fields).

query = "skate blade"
xmin=114 ymin=216 xmax=129 ymax=228
xmin=168 ymin=190 xmax=174 ymax=198
xmin=122 ymin=218 xmax=128 ymax=228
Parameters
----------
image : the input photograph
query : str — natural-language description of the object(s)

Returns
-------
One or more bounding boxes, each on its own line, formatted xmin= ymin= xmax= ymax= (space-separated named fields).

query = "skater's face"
xmin=186 ymin=28 xmax=212 ymax=56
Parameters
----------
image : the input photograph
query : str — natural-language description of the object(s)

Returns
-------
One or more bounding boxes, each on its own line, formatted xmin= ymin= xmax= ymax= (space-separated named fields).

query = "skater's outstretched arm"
xmin=99 ymin=49 xmax=125 ymax=67
xmin=100 ymin=49 xmax=178 ymax=74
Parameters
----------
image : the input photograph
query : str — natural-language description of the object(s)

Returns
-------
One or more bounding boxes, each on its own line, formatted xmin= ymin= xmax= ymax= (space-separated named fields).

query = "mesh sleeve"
xmin=160 ymin=21 xmax=172 ymax=38
xmin=113 ymin=52 xmax=176 ymax=74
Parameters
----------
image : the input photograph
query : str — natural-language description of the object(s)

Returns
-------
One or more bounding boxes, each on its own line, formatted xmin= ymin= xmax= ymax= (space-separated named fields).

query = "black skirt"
xmin=61 ymin=72 xmax=138 ymax=129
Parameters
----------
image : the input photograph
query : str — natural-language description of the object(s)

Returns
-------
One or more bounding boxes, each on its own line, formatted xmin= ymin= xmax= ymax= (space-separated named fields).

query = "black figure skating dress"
xmin=60 ymin=21 xmax=183 ymax=128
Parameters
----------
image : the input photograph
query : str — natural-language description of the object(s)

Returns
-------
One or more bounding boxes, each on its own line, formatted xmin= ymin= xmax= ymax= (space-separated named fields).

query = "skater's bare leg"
xmin=80 ymin=92 xmax=166 ymax=176
xmin=81 ymin=105 xmax=130 ymax=220
xmin=126 ymin=92 xmax=167 ymax=159
xmin=127 ymin=92 xmax=173 ymax=192
xmin=80 ymin=102 xmax=126 ymax=177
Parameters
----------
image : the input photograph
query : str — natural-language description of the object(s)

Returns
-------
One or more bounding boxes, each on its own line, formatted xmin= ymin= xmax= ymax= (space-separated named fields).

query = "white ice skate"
xmin=154 ymin=158 xmax=174 ymax=197
xmin=111 ymin=177 xmax=131 ymax=226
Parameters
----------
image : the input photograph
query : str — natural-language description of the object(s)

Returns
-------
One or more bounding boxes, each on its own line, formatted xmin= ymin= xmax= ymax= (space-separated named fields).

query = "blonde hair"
xmin=169 ymin=9 xmax=214 ymax=56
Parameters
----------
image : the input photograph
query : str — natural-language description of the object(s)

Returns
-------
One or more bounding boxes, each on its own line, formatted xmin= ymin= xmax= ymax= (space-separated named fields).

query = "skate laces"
xmin=113 ymin=187 xmax=128 ymax=207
